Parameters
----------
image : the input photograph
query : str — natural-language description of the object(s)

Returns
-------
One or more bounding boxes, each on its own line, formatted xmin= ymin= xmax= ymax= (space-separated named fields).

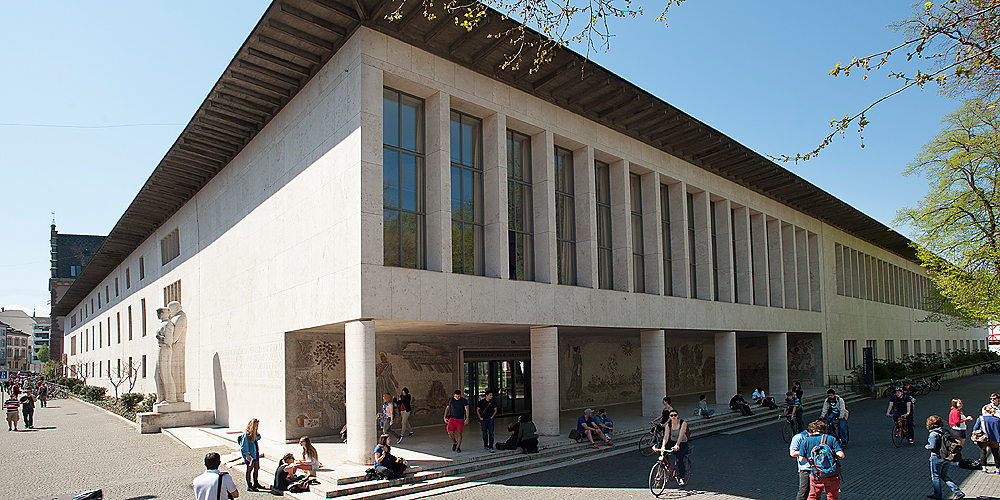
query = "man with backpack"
xmin=792 ymin=420 xmax=844 ymax=500
xmin=926 ymin=415 xmax=965 ymax=500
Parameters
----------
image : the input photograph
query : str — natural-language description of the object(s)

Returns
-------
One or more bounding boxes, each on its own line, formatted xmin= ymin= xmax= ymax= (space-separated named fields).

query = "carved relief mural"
xmin=788 ymin=335 xmax=821 ymax=386
xmin=286 ymin=335 xmax=347 ymax=438
xmin=561 ymin=337 xmax=642 ymax=407
xmin=665 ymin=341 xmax=715 ymax=395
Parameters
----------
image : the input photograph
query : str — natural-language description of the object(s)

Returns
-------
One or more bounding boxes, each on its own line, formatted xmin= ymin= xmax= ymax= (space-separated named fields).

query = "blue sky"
xmin=0 ymin=1 xmax=957 ymax=316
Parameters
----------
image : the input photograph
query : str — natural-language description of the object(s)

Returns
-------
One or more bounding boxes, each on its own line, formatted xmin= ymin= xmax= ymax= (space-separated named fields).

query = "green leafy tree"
xmin=36 ymin=345 xmax=49 ymax=363
xmin=895 ymin=98 xmax=1000 ymax=324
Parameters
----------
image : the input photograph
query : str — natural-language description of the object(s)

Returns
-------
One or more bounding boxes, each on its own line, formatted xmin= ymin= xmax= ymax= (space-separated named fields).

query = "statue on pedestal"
xmin=154 ymin=301 xmax=188 ymax=404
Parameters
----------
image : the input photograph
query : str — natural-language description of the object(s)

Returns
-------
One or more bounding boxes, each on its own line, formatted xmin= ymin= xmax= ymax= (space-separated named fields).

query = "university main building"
xmin=55 ymin=0 xmax=984 ymax=462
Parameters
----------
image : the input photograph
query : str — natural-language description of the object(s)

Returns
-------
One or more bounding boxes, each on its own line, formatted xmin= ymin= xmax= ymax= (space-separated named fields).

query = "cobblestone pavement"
xmin=436 ymin=373 xmax=1000 ymax=500
xmin=0 ymin=396 xmax=243 ymax=500
xmin=6 ymin=374 xmax=1000 ymax=500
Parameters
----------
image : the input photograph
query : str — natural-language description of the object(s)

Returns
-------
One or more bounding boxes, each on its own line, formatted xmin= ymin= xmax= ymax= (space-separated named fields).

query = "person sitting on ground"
xmin=499 ymin=418 xmax=521 ymax=450
xmin=594 ymin=408 xmax=615 ymax=439
xmin=272 ymin=453 xmax=298 ymax=492
xmin=695 ymin=394 xmax=715 ymax=418
xmin=373 ymin=434 xmax=407 ymax=479
xmin=783 ymin=391 xmax=804 ymax=433
xmin=577 ymin=408 xmax=612 ymax=448
xmin=517 ymin=414 xmax=539 ymax=453
xmin=730 ymin=391 xmax=754 ymax=416
xmin=752 ymin=387 xmax=778 ymax=410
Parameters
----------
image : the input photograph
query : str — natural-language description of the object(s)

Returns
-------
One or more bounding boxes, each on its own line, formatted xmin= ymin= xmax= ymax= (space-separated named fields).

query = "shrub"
xmin=141 ymin=393 xmax=158 ymax=412
xmin=81 ymin=385 xmax=107 ymax=401
xmin=121 ymin=393 xmax=145 ymax=411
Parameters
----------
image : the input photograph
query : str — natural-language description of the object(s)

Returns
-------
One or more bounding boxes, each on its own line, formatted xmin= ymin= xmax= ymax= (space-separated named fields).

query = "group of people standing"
xmin=3 ymin=376 xmax=48 ymax=431
xmin=230 ymin=418 xmax=320 ymax=494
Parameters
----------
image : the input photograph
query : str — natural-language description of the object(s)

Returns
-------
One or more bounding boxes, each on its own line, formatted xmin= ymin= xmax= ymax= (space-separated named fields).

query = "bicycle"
xmin=639 ymin=423 xmax=664 ymax=457
xmin=825 ymin=416 xmax=849 ymax=446
xmin=891 ymin=415 xmax=908 ymax=448
xmin=648 ymin=447 xmax=692 ymax=496
xmin=781 ymin=412 xmax=797 ymax=443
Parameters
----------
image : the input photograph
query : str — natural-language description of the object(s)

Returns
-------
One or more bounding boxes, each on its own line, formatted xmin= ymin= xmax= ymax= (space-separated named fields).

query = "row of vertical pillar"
xmin=343 ymin=320 xmax=790 ymax=462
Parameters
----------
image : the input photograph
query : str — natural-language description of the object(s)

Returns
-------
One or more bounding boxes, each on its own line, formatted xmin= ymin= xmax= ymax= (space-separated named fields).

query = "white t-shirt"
xmin=193 ymin=470 xmax=238 ymax=500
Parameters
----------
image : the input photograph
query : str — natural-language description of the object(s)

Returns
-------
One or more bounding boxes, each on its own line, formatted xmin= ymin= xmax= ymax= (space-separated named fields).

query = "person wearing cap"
xmin=594 ymin=408 xmax=615 ymax=439
xmin=576 ymin=408 xmax=611 ymax=448
xmin=886 ymin=387 xmax=914 ymax=444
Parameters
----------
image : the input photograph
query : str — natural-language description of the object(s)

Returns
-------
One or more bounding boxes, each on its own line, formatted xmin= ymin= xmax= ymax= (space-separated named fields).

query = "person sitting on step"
xmin=730 ymin=390 xmax=754 ymax=416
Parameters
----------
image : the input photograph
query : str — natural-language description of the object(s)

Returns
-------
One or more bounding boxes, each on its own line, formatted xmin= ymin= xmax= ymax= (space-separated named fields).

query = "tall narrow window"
xmin=99 ymin=322 xmax=102 ymax=348
xmin=596 ymin=161 xmax=612 ymax=289
xmin=125 ymin=268 xmax=131 ymax=289
xmin=383 ymin=88 xmax=426 ymax=269
xmin=844 ymin=340 xmax=857 ymax=369
xmin=660 ymin=184 xmax=672 ymax=295
xmin=885 ymin=340 xmax=894 ymax=361
xmin=507 ymin=130 xmax=534 ymax=280
xmin=141 ymin=298 xmax=147 ymax=337
xmin=710 ymin=201 xmax=719 ymax=301
xmin=866 ymin=339 xmax=877 ymax=359
xmin=687 ymin=193 xmax=697 ymax=298
xmin=160 ymin=228 xmax=180 ymax=265
xmin=116 ymin=312 xmax=121 ymax=344
xmin=128 ymin=306 xmax=133 ymax=341
xmin=115 ymin=278 xmax=119 ymax=297
xmin=450 ymin=110 xmax=484 ymax=275
xmin=139 ymin=256 xmax=145 ymax=280
xmin=555 ymin=147 xmax=577 ymax=285
xmin=731 ymin=208 xmax=740 ymax=303
xmin=142 ymin=355 xmax=147 ymax=378
xmin=630 ymin=173 xmax=644 ymax=292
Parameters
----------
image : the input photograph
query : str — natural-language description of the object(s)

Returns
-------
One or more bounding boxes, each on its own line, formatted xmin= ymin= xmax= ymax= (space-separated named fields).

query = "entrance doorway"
xmin=463 ymin=350 xmax=531 ymax=417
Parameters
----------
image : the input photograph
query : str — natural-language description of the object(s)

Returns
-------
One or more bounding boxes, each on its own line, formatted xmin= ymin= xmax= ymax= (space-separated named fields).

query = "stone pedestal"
xmin=137 ymin=408 xmax=215 ymax=434
xmin=153 ymin=401 xmax=191 ymax=413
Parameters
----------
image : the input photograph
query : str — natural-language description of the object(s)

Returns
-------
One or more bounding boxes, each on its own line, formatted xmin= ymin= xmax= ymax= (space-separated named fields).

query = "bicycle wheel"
xmin=649 ymin=461 xmax=668 ymax=496
xmin=891 ymin=425 xmax=903 ymax=448
xmin=781 ymin=420 xmax=793 ymax=443
xmin=681 ymin=455 xmax=692 ymax=482
xmin=882 ymin=386 xmax=893 ymax=398
xmin=930 ymin=380 xmax=941 ymax=391
xmin=639 ymin=431 xmax=657 ymax=457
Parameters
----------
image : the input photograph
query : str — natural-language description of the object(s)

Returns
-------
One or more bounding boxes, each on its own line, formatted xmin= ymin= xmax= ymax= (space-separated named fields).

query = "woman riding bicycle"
xmin=654 ymin=410 xmax=690 ymax=486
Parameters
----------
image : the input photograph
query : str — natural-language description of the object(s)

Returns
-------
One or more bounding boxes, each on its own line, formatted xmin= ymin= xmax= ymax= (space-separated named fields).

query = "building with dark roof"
xmin=48 ymin=224 xmax=105 ymax=365
xmin=57 ymin=0 xmax=984 ymax=462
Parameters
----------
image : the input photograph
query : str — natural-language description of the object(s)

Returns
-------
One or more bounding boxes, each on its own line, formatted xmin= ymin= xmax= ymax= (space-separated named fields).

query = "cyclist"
xmin=886 ymin=387 xmax=914 ymax=444
xmin=654 ymin=409 xmax=690 ymax=486
xmin=819 ymin=389 xmax=848 ymax=445
xmin=649 ymin=397 xmax=674 ymax=433
xmin=782 ymin=391 xmax=804 ymax=433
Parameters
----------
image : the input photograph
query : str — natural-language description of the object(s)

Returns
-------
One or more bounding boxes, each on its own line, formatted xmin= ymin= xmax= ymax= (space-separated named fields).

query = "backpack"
xmin=807 ymin=434 xmax=841 ymax=478
xmin=287 ymin=477 xmax=311 ymax=493
xmin=666 ymin=420 xmax=692 ymax=442
xmin=934 ymin=428 xmax=962 ymax=461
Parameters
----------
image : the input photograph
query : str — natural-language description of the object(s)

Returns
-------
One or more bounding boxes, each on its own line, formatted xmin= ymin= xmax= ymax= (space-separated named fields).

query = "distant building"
xmin=48 ymin=224 xmax=105 ymax=366
xmin=2 ymin=321 xmax=31 ymax=373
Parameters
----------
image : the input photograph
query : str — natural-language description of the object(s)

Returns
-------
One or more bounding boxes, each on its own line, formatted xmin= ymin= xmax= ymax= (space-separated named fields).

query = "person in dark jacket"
xmin=517 ymin=414 xmax=538 ymax=453
xmin=973 ymin=405 xmax=1000 ymax=474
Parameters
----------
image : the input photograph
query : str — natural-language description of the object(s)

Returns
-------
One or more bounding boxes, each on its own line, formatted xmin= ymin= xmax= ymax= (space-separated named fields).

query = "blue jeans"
xmin=826 ymin=416 xmax=847 ymax=443
xmin=929 ymin=454 xmax=962 ymax=498
xmin=480 ymin=418 xmax=495 ymax=448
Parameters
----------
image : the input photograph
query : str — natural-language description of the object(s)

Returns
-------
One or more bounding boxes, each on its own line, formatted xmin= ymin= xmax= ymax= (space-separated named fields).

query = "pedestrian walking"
xmin=193 ymin=452 xmax=239 ymax=500
xmin=793 ymin=420 xmax=844 ymax=500
xmin=443 ymin=390 xmax=469 ymax=453
xmin=972 ymin=405 xmax=1000 ymax=473
xmin=381 ymin=393 xmax=402 ymax=443
xmin=476 ymin=389 xmax=498 ymax=452
xmin=37 ymin=384 xmax=47 ymax=408
xmin=949 ymin=398 xmax=973 ymax=451
xmin=789 ymin=427 xmax=811 ymax=500
xmin=398 ymin=387 xmax=413 ymax=437
xmin=239 ymin=418 xmax=264 ymax=491
xmin=18 ymin=390 xmax=35 ymax=429
xmin=926 ymin=415 xmax=965 ymax=499
xmin=4 ymin=393 xmax=19 ymax=431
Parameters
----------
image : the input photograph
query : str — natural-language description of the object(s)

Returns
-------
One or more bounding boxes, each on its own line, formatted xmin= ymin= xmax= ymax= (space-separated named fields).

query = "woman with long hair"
xmin=949 ymin=398 xmax=973 ymax=448
xmin=240 ymin=418 xmax=264 ymax=491
xmin=293 ymin=436 xmax=320 ymax=476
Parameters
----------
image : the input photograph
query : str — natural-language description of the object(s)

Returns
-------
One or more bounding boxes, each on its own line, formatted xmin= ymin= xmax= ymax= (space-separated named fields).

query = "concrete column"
xmin=781 ymin=223 xmax=797 ymax=309
xmin=574 ymin=146 xmax=597 ymax=288
xmin=641 ymin=173 xmax=663 ymax=295
xmin=483 ymin=112 xmax=508 ymax=279
xmin=766 ymin=217 xmax=783 ymax=307
xmin=714 ymin=331 xmax=737 ymax=406
xmin=669 ymin=182 xmax=688 ymax=297
xmin=750 ymin=213 xmax=768 ymax=305
xmin=610 ymin=160 xmax=632 ymax=291
xmin=530 ymin=326 xmax=560 ymax=435
xmin=713 ymin=198 xmax=733 ymax=302
xmin=732 ymin=206 xmax=752 ymax=304
xmin=795 ymin=228 xmax=809 ymax=310
xmin=360 ymin=65 xmax=384 ymax=266
xmin=768 ymin=332 xmax=788 ymax=399
xmin=425 ymin=91 xmax=451 ymax=272
xmin=345 ymin=320 xmax=376 ymax=464
xmin=693 ymin=191 xmax=711 ymax=300
xmin=641 ymin=329 xmax=666 ymax=417
xmin=532 ymin=131 xmax=556 ymax=284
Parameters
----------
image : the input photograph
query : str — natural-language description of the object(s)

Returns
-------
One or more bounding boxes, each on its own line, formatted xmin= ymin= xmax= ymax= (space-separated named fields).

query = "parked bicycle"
xmin=648 ymin=448 xmax=692 ymax=496
xmin=891 ymin=415 xmax=907 ymax=448
xmin=639 ymin=423 xmax=664 ymax=457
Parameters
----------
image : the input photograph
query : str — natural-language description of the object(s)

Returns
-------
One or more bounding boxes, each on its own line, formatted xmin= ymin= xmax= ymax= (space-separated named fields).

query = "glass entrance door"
xmin=463 ymin=351 xmax=530 ymax=417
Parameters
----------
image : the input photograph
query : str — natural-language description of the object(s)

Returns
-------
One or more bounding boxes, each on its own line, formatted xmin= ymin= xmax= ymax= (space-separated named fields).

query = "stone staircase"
xmin=217 ymin=391 xmax=866 ymax=500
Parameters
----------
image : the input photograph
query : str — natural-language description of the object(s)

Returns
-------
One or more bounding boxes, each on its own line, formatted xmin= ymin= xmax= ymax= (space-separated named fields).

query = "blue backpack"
xmin=808 ymin=435 xmax=841 ymax=478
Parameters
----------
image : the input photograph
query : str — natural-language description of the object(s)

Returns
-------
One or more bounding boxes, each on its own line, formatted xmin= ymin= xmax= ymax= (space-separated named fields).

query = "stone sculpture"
xmin=153 ymin=301 xmax=187 ymax=404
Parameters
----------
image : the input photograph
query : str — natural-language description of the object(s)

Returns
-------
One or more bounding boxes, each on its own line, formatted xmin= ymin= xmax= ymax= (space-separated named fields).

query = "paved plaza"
xmin=4 ymin=373 xmax=1000 ymax=500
